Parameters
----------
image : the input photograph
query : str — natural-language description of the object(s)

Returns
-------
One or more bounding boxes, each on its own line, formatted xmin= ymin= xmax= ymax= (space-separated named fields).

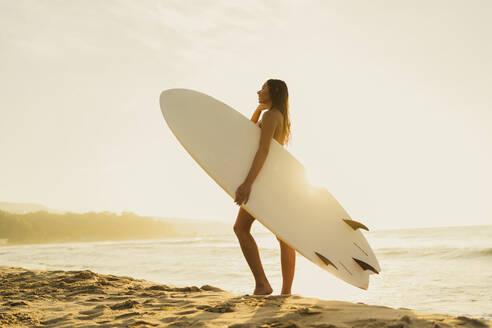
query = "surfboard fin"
xmin=353 ymin=258 xmax=379 ymax=274
xmin=343 ymin=219 xmax=369 ymax=231
xmin=315 ymin=252 xmax=338 ymax=270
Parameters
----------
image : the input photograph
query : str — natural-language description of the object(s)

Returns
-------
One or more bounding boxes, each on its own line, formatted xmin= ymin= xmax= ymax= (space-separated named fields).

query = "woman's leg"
xmin=276 ymin=235 xmax=296 ymax=295
xmin=233 ymin=207 xmax=272 ymax=295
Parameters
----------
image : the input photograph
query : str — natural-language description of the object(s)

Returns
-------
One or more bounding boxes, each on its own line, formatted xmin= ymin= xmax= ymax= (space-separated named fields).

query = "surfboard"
xmin=160 ymin=88 xmax=381 ymax=290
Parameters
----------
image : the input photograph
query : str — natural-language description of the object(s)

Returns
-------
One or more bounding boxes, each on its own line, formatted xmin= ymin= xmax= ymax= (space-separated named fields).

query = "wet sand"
xmin=0 ymin=266 xmax=490 ymax=328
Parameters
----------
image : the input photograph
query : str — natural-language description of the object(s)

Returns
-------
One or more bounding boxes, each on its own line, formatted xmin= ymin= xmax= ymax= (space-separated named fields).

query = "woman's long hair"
xmin=266 ymin=79 xmax=291 ymax=146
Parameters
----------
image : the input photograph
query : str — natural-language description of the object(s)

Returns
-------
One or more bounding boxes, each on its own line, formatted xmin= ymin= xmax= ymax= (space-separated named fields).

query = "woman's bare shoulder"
xmin=268 ymin=108 xmax=284 ymax=121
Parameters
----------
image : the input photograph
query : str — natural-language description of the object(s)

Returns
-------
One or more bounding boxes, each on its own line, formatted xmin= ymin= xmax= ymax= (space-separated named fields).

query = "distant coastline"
xmin=0 ymin=209 xmax=231 ymax=247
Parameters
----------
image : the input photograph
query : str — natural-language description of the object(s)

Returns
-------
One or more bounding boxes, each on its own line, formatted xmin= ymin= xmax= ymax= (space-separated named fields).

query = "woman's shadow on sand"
xmin=159 ymin=293 xmax=325 ymax=327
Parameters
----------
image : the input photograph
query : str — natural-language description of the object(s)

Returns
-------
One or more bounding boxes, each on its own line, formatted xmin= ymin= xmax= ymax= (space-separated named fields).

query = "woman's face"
xmin=257 ymin=82 xmax=271 ymax=104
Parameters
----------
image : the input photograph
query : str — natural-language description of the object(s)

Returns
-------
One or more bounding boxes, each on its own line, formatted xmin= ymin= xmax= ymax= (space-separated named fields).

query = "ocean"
xmin=1 ymin=224 xmax=490 ymax=320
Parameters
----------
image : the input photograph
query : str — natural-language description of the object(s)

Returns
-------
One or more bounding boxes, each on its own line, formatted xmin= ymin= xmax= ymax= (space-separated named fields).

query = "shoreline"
xmin=0 ymin=265 xmax=490 ymax=328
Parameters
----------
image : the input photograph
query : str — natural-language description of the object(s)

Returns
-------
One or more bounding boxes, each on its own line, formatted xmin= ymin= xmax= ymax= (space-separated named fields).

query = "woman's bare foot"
xmin=254 ymin=283 xmax=273 ymax=295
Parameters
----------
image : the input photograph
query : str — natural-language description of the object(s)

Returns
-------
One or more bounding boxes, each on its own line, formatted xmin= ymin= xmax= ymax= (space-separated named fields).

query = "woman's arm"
xmin=243 ymin=110 xmax=277 ymax=185
xmin=251 ymin=103 xmax=269 ymax=123
xmin=251 ymin=108 xmax=262 ymax=123
xmin=235 ymin=110 xmax=277 ymax=205
xmin=234 ymin=107 xmax=276 ymax=205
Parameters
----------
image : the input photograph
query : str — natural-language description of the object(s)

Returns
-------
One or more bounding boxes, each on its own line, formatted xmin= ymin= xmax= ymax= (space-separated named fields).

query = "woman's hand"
xmin=234 ymin=181 xmax=252 ymax=206
xmin=256 ymin=103 xmax=270 ymax=112
xmin=251 ymin=103 xmax=269 ymax=122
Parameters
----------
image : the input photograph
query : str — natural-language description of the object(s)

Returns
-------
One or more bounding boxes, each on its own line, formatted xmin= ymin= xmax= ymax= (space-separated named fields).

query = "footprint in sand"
xmin=40 ymin=314 xmax=73 ymax=325
xmin=105 ymin=295 xmax=132 ymax=301
xmin=75 ymin=312 xmax=105 ymax=321
xmin=2 ymin=300 xmax=29 ymax=307
xmin=110 ymin=299 xmax=141 ymax=310
xmin=175 ymin=309 xmax=198 ymax=315
xmin=196 ymin=302 xmax=236 ymax=313
xmin=115 ymin=311 xmax=141 ymax=319
xmin=160 ymin=316 xmax=179 ymax=323
xmin=75 ymin=305 xmax=109 ymax=320
xmin=133 ymin=320 xmax=159 ymax=326
xmin=79 ymin=304 xmax=109 ymax=315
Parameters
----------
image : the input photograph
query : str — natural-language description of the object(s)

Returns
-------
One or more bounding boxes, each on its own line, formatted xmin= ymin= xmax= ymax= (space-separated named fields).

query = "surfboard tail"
xmin=315 ymin=252 xmax=338 ymax=270
xmin=353 ymin=257 xmax=379 ymax=274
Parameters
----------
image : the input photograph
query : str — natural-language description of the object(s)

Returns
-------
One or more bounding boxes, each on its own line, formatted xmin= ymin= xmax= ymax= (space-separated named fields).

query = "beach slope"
xmin=0 ymin=266 xmax=489 ymax=328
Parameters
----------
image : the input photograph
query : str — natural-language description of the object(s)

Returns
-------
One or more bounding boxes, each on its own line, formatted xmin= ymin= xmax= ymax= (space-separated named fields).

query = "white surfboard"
xmin=160 ymin=88 xmax=381 ymax=289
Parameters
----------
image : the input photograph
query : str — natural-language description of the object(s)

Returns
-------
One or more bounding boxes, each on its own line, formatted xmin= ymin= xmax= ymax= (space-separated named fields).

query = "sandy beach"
xmin=0 ymin=266 xmax=490 ymax=328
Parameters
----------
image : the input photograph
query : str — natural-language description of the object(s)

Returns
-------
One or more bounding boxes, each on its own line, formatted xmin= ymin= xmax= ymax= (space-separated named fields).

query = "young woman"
xmin=233 ymin=79 xmax=295 ymax=295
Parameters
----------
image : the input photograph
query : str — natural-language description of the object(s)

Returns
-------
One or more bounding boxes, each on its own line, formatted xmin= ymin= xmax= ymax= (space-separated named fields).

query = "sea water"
xmin=1 ymin=224 xmax=490 ymax=320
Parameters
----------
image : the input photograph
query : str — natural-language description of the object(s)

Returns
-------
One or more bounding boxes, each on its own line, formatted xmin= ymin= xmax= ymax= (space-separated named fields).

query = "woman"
xmin=233 ymin=79 xmax=295 ymax=296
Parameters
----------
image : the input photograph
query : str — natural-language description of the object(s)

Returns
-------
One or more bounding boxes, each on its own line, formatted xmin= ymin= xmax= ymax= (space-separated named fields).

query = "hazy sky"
xmin=1 ymin=0 xmax=491 ymax=230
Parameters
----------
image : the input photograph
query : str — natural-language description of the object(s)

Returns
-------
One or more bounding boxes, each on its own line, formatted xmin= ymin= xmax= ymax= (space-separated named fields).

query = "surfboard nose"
xmin=160 ymin=88 xmax=189 ymax=113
